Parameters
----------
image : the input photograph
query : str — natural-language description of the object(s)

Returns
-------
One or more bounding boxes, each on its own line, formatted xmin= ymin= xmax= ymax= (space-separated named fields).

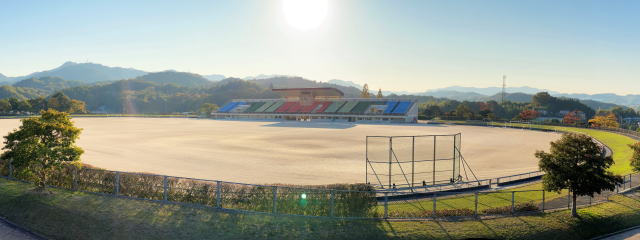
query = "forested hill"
xmin=13 ymin=77 xmax=85 ymax=93
xmin=60 ymin=78 xmax=279 ymax=114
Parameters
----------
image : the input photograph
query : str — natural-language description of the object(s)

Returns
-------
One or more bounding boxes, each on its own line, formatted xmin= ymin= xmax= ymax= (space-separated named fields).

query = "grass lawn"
xmin=4 ymin=178 xmax=640 ymax=239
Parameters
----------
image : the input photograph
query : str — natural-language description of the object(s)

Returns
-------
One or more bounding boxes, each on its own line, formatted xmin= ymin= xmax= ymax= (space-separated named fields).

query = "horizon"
xmin=1 ymin=0 xmax=639 ymax=95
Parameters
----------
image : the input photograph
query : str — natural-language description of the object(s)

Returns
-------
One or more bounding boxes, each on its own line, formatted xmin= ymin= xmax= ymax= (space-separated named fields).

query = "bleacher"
xmin=217 ymin=99 xmax=415 ymax=115
xmin=212 ymin=87 xmax=418 ymax=123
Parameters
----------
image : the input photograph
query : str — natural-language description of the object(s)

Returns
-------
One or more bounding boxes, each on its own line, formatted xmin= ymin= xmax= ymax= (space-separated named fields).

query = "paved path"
xmin=599 ymin=227 xmax=640 ymax=240
xmin=0 ymin=218 xmax=43 ymax=240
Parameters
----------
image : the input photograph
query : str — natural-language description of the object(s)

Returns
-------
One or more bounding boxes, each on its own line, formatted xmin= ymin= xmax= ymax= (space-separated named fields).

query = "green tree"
xmin=376 ymin=89 xmax=383 ymax=98
xmin=1 ymin=110 xmax=83 ymax=190
xmin=199 ymin=103 xmax=219 ymax=116
xmin=0 ymin=99 xmax=11 ymax=113
xmin=536 ymin=133 xmax=622 ymax=217
xmin=47 ymin=92 xmax=73 ymax=112
xmin=630 ymin=142 xmax=640 ymax=172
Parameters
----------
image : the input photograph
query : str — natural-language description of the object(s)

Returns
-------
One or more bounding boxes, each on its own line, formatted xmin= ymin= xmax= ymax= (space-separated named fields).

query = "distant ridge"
xmin=6 ymin=62 xmax=147 ymax=83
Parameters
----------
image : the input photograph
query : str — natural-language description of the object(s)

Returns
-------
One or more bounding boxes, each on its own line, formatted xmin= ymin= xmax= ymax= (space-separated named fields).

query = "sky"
xmin=0 ymin=0 xmax=639 ymax=94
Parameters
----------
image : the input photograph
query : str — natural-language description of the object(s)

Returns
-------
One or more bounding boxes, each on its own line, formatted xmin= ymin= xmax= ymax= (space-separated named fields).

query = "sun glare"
xmin=282 ymin=0 xmax=328 ymax=31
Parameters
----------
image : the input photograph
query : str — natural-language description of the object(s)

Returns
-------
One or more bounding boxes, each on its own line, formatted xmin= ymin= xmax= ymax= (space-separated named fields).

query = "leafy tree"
xmin=422 ymin=105 xmax=442 ymax=119
xmin=199 ymin=103 xmax=219 ymax=116
xmin=47 ymin=92 xmax=87 ymax=113
xmin=589 ymin=113 xmax=620 ymax=128
xmin=47 ymin=92 xmax=73 ymax=112
xmin=455 ymin=104 xmax=473 ymax=120
xmin=360 ymin=84 xmax=371 ymax=98
xmin=536 ymin=133 xmax=622 ymax=217
xmin=376 ymin=89 xmax=383 ymax=98
xmin=518 ymin=109 xmax=539 ymax=121
xmin=630 ymin=142 xmax=640 ymax=172
xmin=563 ymin=111 xmax=581 ymax=126
xmin=1 ymin=110 xmax=83 ymax=190
xmin=0 ymin=99 xmax=11 ymax=113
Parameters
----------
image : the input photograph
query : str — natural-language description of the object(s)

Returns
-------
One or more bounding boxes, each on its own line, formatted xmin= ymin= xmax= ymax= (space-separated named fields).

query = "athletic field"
xmin=0 ymin=118 xmax=560 ymax=185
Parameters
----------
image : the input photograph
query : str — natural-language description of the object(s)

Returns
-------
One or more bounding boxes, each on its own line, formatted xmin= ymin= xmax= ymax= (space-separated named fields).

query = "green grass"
xmin=488 ymin=123 xmax=638 ymax=174
xmin=4 ymin=177 xmax=640 ymax=239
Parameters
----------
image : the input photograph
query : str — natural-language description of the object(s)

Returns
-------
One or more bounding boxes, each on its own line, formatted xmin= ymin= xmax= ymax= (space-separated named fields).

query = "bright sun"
xmin=282 ymin=0 xmax=328 ymax=31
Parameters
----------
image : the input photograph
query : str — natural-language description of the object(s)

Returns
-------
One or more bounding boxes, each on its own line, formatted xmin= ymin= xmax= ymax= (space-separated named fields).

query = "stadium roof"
xmin=272 ymin=88 xmax=344 ymax=97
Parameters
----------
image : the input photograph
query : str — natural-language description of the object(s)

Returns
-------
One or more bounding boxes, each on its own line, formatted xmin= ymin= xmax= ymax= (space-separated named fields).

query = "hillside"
xmin=60 ymin=78 xmax=277 ymax=113
xmin=0 ymin=85 xmax=47 ymax=100
xmin=9 ymin=62 xmax=147 ymax=83
xmin=134 ymin=71 xmax=213 ymax=88
xmin=13 ymin=77 xmax=85 ymax=93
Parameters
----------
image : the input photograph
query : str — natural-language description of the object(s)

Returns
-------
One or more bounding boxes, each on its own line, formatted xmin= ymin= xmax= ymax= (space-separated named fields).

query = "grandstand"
xmin=211 ymin=87 xmax=418 ymax=123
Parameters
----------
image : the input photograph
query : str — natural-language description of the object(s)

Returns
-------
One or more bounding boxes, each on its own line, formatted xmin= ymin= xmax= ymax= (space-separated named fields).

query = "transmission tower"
xmin=501 ymin=75 xmax=506 ymax=104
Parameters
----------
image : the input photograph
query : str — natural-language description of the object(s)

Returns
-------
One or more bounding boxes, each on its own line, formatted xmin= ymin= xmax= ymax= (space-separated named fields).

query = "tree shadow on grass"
xmin=0 ymin=187 xmax=394 ymax=240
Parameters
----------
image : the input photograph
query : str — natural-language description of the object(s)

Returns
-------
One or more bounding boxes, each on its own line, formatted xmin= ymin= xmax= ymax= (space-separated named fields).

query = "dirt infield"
xmin=0 ymin=118 xmax=560 ymax=185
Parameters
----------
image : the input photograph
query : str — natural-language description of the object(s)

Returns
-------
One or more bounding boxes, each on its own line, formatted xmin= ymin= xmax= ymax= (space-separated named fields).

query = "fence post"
xmin=114 ymin=172 xmax=120 ymax=196
xmin=432 ymin=193 xmax=437 ymax=219
xmin=474 ymin=192 xmax=478 ymax=217
xmin=163 ymin=176 xmax=168 ymax=202
xmin=330 ymin=191 xmax=335 ymax=217
xmin=72 ymin=166 xmax=78 ymax=191
xmin=383 ymin=192 xmax=389 ymax=219
xmin=272 ymin=186 xmax=278 ymax=215
xmin=511 ymin=191 xmax=515 ymax=214
xmin=542 ymin=190 xmax=545 ymax=212
xmin=216 ymin=181 xmax=221 ymax=208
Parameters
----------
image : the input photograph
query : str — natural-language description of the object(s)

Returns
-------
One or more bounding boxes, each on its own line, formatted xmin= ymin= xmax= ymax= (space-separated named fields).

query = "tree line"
xmin=0 ymin=92 xmax=87 ymax=114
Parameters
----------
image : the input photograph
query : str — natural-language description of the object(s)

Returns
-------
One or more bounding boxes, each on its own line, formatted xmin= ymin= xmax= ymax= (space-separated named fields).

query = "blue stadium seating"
xmin=391 ymin=101 xmax=412 ymax=114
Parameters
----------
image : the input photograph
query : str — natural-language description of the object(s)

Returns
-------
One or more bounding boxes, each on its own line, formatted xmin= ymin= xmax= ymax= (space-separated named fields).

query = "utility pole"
xmin=501 ymin=75 xmax=507 ymax=105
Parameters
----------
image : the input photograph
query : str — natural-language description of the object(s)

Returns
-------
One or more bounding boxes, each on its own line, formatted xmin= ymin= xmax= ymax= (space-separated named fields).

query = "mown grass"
xmin=4 ymin=177 xmax=640 ymax=239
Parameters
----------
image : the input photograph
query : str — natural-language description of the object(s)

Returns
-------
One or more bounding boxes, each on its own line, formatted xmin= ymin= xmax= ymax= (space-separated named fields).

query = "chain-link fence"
xmin=0 ymin=161 xmax=637 ymax=220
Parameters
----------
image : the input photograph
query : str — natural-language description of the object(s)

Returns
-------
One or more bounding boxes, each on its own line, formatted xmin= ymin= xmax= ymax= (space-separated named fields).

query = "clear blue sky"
xmin=1 ymin=0 xmax=638 ymax=94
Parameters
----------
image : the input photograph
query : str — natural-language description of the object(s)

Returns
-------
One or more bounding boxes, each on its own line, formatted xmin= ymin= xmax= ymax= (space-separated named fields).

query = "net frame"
xmin=366 ymin=133 xmax=462 ymax=190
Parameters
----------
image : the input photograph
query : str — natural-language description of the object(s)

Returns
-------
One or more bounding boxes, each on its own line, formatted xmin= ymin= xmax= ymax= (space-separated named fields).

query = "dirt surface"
xmin=0 ymin=118 xmax=560 ymax=185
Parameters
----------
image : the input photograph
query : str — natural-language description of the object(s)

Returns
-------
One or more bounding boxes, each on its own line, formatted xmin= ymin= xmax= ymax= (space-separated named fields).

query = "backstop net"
xmin=366 ymin=134 xmax=462 ymax=190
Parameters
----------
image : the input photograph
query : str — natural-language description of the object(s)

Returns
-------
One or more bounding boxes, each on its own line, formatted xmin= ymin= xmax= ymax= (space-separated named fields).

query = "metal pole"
xmin=511 ymin=191 xmax=515 ymax=214
xmin=542 ymin=190 xmax=545 ymax=212
xmin=474 ymin=192 xmax=478 ymax=217
xmin=567 ymin=191 xmax=570 ymax=209
xmin=330 ymin=191 xmax=335 ymax=217
xmin=216 ymin=181 xmax=222 ymax=208
xmin=384 ymin=192 xmax=389 ymax=219
xmin=433 ymin=136 xmax=437 ymax=185
xmin=389 ymin=138 xmax=392 ymax=189
xmin=272 ymin=186 xmax=278 ymax=214
xmin=432 ymin=192 xmax=437 ymax=218
xmin=163 ymin=176 xmax=168 ymax=202
xmin=114 ymin=172 xmax=120 ymax=196
xmin=365 ymin=137 xmax=368 ymax=185
xmin=411 ymin=136 xmax=415 ymax=189
xmin=453 ymin=134 xmax=456 ymax=182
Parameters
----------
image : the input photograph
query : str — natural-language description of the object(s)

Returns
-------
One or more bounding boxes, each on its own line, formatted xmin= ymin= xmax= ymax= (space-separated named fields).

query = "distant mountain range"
xmin=326 ymin=80 xmax=639 ymax=109
xmin=1 ymin=62 xmax=147 ymax=84
xmin=0 ymin=61 xmax=637 ymax=110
